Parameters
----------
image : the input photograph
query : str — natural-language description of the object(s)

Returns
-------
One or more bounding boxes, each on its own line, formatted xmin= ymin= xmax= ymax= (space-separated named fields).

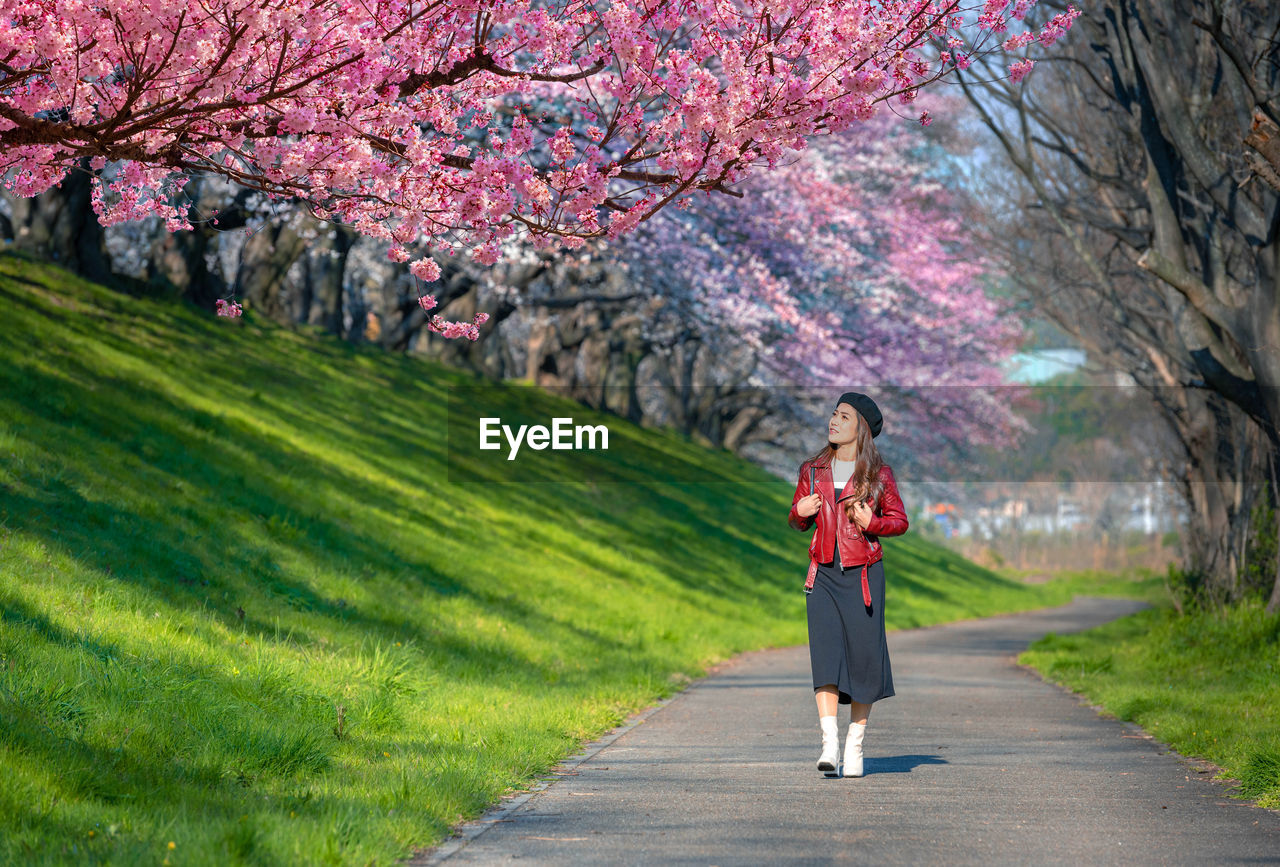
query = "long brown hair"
xmin=802 ymin=412 xmax=884 ymax=522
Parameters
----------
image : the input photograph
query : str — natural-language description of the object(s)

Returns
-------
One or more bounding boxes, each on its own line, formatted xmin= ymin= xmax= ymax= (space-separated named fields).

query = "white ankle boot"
xmin=844 ymin=721 xmax=866 ymax=777
xmin=817 ymin=715 xmax=840 ymax=776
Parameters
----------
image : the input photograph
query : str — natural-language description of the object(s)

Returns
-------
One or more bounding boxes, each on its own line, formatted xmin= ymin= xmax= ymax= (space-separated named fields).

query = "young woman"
xmin=787 ymin=392 xmax=909 ymax=778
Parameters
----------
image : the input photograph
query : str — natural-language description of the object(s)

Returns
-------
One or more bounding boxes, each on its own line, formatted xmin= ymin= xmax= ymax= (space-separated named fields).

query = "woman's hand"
xmin=852 ymin=499 xmax=874 ymax=529
xmin=795 ymin=493 xmax=822 ymax=518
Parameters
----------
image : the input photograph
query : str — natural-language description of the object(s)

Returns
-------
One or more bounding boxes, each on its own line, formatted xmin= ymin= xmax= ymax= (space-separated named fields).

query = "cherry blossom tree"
xmin=617 ymin=92 xmax=1030 ymax=463
xmin=2 ymin=0 xmax=1078 ymax=334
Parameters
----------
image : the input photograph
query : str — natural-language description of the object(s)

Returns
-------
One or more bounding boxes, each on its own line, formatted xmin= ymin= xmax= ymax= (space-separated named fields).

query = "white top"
xmin=831 ymin=457 xmax=855 ymax=491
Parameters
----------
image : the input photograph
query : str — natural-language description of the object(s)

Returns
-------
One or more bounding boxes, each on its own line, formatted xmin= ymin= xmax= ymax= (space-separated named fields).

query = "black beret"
xmin=834 ymin=391 xmax=883 ymax=438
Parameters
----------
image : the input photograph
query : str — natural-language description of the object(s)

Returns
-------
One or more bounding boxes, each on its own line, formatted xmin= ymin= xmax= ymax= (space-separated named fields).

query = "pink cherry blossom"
xmin=1008 ymin=58 xmax=1036 ymax=83
xmin=1038 ymin=8 xmax=1082 ymax=45
xmin=0 ymin=0 xmax=1078 ymax=336
xmin=618 ymin=93 xmax=1028 ymax=452
xmin=409 ymin=258 xmax=442 ymax=282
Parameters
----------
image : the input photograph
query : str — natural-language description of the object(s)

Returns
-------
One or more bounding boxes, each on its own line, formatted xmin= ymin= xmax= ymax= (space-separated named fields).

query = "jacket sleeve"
xmin=787 ymin=463 xmax=815 ymax=531
xmin=865 ymin=465 xmax=909 ymax=537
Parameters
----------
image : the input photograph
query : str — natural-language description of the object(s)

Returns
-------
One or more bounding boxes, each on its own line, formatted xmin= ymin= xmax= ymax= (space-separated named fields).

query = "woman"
xmin=787 ymin=391 xmax=909 ymax=778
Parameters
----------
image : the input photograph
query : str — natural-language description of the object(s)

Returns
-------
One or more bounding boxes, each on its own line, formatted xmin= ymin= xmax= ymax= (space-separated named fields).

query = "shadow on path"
xmin=864 ymin=754 xmax=949 ymax=774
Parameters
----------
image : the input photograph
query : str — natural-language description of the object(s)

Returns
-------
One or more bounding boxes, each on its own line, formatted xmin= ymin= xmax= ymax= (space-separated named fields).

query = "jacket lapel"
xmin=836 ymin=481 xmax=859 ymax=505
xmin=812 ymin=458 xmax=833 ymax=508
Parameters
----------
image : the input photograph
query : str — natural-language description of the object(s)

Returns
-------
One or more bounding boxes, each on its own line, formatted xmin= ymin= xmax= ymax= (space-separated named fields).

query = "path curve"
xmin=412 ymin=597 xmax=1280 ymax=865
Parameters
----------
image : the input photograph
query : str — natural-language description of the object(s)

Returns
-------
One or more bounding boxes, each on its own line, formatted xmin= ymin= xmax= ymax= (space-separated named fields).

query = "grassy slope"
xmin=1019 ymin=601 xmax=1280 ymax=809
xmin=0 ymin=251 xmax=1155 ymax=865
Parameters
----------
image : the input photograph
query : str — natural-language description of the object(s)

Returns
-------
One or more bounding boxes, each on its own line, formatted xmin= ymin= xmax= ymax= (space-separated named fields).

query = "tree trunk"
xmin=1267 ymin=508 xmax=1280 ymax=615
xmin=1267 ymin=451 xmax=1280 ymax=615
xmin=3 ymin=159 xmax=111 ymax=283
xmin=301 ymin=224 xmax=354 ymax=334
xmin=234 ymin=218 xmax=308 ymax=322
xmin=149 ymin=229 xmax=222 ymax=308
xmin=145 ymin=180 xmax=251 ymax=310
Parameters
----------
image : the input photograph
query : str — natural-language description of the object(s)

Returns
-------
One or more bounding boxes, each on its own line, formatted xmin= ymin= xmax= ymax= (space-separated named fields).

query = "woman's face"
xmin=828 ymin=403 xmax=860 ymax=447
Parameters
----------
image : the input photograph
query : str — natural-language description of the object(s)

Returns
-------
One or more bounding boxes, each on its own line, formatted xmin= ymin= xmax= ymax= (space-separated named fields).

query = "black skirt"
xmin=806 ymin=542 xmax=894 ymax=705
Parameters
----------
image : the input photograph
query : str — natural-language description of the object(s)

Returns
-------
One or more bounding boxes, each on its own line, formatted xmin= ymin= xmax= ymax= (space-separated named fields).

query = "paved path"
xmin=414 ymin=598 xmax=1280 ymax=865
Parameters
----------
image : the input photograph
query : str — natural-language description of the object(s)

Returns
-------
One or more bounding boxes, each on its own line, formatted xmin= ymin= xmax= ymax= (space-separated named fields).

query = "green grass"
xmin=0 ymin=249 xmax=1154 ymax=864
xmin=1019 ymin=601 xmax=1280 ymax=809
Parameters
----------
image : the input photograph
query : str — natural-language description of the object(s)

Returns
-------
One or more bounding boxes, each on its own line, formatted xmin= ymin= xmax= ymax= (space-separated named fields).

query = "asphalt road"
xmin=412 ymin=597 xmax=1280 ymax=865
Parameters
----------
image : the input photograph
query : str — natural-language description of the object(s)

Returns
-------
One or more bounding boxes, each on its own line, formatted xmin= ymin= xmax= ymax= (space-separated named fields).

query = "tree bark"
xmin=300 ymin=223 xmax=354 ymax=334
xmin=3 ymin=159 xmax=111 ymax=283
xmin=234 ymin=217 xmax=308 ymax=322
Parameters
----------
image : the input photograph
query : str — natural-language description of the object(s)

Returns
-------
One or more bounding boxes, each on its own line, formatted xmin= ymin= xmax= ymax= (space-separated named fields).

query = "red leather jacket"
xmin=787 ymin=459 xmax=910 ymax=601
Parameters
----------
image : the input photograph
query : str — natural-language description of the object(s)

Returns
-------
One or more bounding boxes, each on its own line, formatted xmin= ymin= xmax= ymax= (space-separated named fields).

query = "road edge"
xmin=1012 ymin=638 xmax=1280 ymax=818
xmin=404 ymin=645 xmax=783 ymax=865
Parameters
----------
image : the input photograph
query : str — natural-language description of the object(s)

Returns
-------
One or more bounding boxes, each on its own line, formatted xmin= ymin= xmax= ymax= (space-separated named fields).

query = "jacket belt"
xmin=805 ymin=557 xmax=873 ymax=608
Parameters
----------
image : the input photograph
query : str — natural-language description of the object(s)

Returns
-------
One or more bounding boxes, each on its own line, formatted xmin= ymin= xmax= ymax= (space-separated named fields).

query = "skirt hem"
xmin=813 ymin=685 xmax=895 ymax=705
